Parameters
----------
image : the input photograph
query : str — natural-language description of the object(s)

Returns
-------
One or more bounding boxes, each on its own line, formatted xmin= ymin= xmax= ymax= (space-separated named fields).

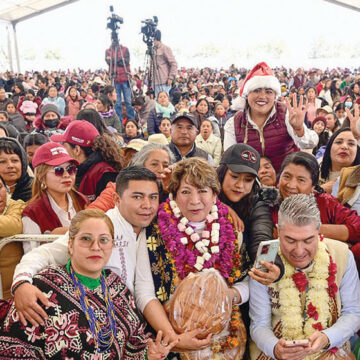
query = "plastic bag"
xmin=317 ymin=347 xmax=356 ymax=360
xmin=164 ymin=269 xmax=246 ymax=360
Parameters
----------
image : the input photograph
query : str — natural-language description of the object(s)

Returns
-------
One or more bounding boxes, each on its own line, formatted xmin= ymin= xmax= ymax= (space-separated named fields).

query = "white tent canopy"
xmin=0 ymin=0 xmax=79 ymax=71
xmin=0 ymin=0 xmax=79 ymax=24
xmin=323 ymin=0 xmax=360 ymax=12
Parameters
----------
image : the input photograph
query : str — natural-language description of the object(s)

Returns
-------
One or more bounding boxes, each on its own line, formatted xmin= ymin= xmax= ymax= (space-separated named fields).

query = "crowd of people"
xmin=0 ymin=56 xmax=359 ymax=360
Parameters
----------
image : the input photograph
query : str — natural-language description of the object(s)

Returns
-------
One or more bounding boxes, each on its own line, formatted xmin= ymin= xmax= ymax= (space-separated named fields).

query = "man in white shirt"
xmin=249 ymin=194 xmax=360 ymax=360
xmin=12 ymin=166 xmax=159 ymax=327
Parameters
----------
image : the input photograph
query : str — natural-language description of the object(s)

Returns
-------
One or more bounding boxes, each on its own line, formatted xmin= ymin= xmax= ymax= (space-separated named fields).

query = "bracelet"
xmin=11 ymin=280 xmax=30 ymax=295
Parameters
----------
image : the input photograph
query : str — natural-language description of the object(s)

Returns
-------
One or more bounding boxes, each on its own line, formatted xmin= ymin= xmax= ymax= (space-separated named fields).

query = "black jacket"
xmin=169 ymin=142 xmax=209 ymax=163
xmin=220 ymin=191 xmax=284 ymax=280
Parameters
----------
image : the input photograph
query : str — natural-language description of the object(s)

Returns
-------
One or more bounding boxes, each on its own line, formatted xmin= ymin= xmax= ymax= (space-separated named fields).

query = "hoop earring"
xmin=41 ymin=183 xmax=47 ymax=190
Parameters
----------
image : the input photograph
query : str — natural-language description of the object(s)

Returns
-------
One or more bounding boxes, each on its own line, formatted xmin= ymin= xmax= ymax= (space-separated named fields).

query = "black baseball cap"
xmin=171 ymin=111 xmax=198 ymax=129
xmin=220 ymin=143 xmax=260 ymax=177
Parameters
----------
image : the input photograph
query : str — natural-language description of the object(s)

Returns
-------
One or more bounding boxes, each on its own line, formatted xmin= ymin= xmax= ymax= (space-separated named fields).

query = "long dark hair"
xmin=76 ymin=108 xmax=111 ymax=135
xmin=330 ymin=80 xmax=341 ymax=99
xmin=216 ymin=164 xmax=260 ymax=220
xmin=320 ymin=127 xmax=360 ymax=180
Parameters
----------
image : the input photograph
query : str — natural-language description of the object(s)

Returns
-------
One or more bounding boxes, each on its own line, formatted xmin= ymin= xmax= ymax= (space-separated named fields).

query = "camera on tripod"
xmin=141 ymin=16 xmax=158 ymax=47
xmin=107 ymin=5 xmax=123 ymax=32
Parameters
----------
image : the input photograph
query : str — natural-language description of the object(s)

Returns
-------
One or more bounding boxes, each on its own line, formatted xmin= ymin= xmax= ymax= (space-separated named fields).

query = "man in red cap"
xmin=224 ymin=62 xmax=318 ymax=173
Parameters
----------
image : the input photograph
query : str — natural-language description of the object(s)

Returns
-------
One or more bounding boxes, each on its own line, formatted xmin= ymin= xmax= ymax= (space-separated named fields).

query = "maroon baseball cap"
xmin=32 ymin=142 xmax=79 ymax=168
xmin=50 ymin=120 xmax=99 ymax=147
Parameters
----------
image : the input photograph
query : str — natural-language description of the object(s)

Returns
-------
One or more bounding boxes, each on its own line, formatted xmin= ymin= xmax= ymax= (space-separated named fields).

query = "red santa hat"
xmin=240 ymin=62 xmax=281 ymax=98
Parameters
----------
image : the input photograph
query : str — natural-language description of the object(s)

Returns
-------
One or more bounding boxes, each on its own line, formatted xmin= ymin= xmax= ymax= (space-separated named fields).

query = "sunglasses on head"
xmin=51 ymin=164 xmax=77 ymax=177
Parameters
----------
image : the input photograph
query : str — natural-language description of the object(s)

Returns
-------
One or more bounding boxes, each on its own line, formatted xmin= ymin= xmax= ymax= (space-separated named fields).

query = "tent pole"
xmin=6 ymin=25 xmax=14 ymax=72
xmin=12 ymin=23 xmax=20 ymax=73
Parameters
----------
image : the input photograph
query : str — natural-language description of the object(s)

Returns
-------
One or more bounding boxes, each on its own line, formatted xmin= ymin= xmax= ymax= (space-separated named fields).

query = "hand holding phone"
xmin=285 ymin=340 xmax=309 ymax=347
xmin=254 ymin=239 xmax=280 ymax=272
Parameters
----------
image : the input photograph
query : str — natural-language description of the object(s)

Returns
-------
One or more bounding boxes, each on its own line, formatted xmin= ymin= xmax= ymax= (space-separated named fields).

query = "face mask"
xmin=345 ymin=102 xmax=352 ymax=109
xmin=44 ymin=119 xmax=59 ymax=128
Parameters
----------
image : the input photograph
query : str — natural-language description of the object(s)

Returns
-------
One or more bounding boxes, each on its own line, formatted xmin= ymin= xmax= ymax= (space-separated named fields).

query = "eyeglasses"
xmin=50 ymin=165 xmax=77 ymax=177
xmin=75 ymin=235 xmax=114 ymax=248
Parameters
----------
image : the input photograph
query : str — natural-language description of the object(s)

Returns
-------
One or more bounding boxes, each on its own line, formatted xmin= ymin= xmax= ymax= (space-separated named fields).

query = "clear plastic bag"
xmin=164 ymin=269 xmax=246 ymax=360
xmin=317 ymin=347 xmax=356 ymax=360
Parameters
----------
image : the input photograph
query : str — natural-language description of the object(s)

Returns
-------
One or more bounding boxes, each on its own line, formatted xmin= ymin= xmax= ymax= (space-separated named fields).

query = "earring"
xmin=41 ymin=183 xmax=47 ymax=190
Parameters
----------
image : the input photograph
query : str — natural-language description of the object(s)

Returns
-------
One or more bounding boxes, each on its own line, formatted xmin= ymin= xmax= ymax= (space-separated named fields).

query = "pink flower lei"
xmin=157 ymin=198 xmax=236 ymax=279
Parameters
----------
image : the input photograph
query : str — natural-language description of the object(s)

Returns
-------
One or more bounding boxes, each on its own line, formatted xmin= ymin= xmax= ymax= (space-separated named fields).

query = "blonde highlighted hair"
xmin=69 ymin=209 xmax=114 ymax=240
xmin=30 ymin=163 xmax=83 ymax=211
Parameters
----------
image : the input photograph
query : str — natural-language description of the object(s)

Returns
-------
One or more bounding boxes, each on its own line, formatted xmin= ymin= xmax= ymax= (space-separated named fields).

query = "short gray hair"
xmin=129 ymin=142 xmax=175 ymax=167
xmin=278 ymin=194 xmax=321 ymax=230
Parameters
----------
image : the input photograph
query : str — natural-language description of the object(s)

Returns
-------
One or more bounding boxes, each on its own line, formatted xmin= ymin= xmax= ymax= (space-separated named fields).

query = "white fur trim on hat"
xmin=242 ymin=75 xmax=281 ymax=98
xmin=230 ymin=96 xmax=246 ymax=111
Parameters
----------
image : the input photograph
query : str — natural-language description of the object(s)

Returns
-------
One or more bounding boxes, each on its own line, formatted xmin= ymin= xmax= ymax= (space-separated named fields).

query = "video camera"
xmin=141 ymin=16 xmax=158 ymax=47
xmin=107 ymin=6 xmax=123 ymax=32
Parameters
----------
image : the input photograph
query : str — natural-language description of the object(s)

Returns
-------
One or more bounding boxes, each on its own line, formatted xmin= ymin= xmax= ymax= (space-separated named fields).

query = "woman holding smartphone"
xmin=217 ymin=143 xmax=280 ymax=286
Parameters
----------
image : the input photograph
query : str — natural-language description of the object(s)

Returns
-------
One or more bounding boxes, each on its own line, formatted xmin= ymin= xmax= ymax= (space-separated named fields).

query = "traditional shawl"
xmin=0 ymin=265 xmax=149 ymax=359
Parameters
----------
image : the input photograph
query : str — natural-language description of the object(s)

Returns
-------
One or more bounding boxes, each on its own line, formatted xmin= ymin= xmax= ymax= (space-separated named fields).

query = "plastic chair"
xmin=0 ymin=234 xmax=60 ymax=299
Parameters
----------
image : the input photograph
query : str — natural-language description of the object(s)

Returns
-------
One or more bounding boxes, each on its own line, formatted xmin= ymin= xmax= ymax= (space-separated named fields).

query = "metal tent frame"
xmin=0 ymin=0 xmax=79 ymax=72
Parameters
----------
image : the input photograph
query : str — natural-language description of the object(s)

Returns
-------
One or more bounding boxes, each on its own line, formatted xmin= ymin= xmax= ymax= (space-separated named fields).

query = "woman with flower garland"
xmin=135 ymin=158 xmax=249 ymax=359
xmin=0 ymin=209 xmax=177 ymax=359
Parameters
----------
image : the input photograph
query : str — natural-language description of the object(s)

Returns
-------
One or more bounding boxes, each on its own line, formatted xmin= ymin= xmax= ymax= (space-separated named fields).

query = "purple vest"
xmin=233 ymin=102 xmax=299 ymax=173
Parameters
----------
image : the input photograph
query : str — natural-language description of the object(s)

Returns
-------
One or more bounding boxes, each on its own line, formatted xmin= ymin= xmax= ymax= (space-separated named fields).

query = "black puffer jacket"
xmin=219 ymin=190 xmax=284 ymax=279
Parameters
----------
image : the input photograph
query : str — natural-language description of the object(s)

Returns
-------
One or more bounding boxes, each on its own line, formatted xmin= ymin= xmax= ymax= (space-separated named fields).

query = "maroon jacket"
xmin=293 ymin=75 xmax=305 ymax=89
xmin=22 ymin=191 xmax=88 ymax=233
xmin=78 ymin=160 xmax=117 ymax=202
xmin=233 ymin=102 xmax=299 ymax=173
xmin=105 ymin=46 xmax=130 ymax=84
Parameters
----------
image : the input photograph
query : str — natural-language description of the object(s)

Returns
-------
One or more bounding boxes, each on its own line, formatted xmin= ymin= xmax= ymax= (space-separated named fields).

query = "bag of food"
xmin=164 ymin=269 xmax=246 ymax=360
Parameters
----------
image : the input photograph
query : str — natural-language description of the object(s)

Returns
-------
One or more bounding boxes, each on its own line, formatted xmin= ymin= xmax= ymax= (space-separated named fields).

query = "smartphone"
xmin=254 ymin=239 xmax=280 ymax=272
xmin=285 ymin=340 xmax=309 ymax=347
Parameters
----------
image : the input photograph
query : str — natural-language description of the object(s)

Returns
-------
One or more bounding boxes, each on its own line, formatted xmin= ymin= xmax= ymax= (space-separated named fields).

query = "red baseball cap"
xmin=50 ymin=120 xmax=99 ymax=147
xmin=32 ymin=142 xmax=79 ymax=168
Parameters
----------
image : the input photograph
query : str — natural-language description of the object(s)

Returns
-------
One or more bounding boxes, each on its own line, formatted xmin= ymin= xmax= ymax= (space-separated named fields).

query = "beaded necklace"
xmin=69 ymin=264 xmax=117 ymax=353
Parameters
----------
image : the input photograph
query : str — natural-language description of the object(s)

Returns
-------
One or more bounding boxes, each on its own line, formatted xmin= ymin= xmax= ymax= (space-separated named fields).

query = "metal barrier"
xmin=0 ymin=235 xmax=60 ymax=299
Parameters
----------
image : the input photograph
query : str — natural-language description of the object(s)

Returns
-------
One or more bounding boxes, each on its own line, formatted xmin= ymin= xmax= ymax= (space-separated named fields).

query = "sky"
xmin=0 ymin=0 xmax=359 ymax=72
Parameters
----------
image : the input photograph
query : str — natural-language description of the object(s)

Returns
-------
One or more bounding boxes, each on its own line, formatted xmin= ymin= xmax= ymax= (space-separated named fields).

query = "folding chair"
xmin=0 ymin=234 xmax=60 ymax=299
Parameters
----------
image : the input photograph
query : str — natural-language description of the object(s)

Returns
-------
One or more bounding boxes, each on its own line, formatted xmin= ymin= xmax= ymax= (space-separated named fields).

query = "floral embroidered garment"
xmin=0 ymin=265 xmax=149 ymax=360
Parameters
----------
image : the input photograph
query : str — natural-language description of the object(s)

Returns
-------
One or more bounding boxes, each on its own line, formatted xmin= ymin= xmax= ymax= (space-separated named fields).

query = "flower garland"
xmin=158 ymin=195 xmax=243 ymax=354
xmin=157 ymin=196 xmax=236 ymax=280
xmin=211 ymin=304 xmax=241 ymax=354
xmin=278 ymin=240 xmax=338 ymax=343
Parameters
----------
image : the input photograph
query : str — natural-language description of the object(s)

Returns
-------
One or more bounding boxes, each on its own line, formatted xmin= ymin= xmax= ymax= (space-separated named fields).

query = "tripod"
xmin=143 ymin=40 xmax=163 ymax=95
xmin=108 ymin=30 xmax=133 ymax=98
